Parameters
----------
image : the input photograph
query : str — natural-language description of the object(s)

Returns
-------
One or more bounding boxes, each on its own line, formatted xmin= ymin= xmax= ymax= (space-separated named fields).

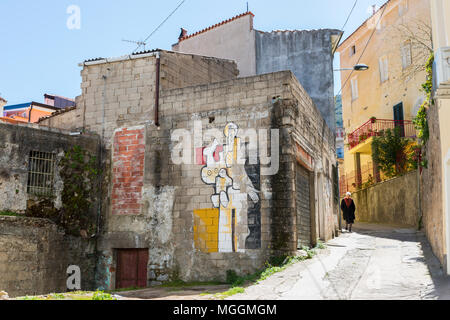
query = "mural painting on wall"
xmin=194 ymin=123 xmax=261 ymax=253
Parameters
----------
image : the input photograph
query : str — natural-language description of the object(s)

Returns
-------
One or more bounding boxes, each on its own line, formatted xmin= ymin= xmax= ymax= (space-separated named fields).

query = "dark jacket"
xmin=341 ymin=198 xmax=356 ymax=223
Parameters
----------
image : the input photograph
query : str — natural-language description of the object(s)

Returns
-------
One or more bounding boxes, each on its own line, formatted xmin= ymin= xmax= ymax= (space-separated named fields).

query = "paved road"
xmin=227 ymin=223 xmax=450 ymax=300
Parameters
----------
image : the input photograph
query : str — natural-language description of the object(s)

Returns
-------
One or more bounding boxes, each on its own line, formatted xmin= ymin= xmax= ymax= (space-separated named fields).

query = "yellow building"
xmin=337 ymin=0 xmax=432 ymax=191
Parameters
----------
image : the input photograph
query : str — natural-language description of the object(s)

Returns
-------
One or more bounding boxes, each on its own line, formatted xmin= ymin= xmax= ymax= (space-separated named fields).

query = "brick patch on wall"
xmin=112 ymin=127 xmax=145 ymax=215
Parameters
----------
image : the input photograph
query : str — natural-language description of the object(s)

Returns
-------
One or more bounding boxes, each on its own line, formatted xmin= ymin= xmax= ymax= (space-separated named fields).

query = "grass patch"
xmin=0 ymin=211 xmax=21 ymax=217
xmin=159 ymin=280 xmax=225 ymax=288
xmin=16 ymin=290 xmax=117 ymax=301
xmin=213 ymin=287 xmax=245 ymax=300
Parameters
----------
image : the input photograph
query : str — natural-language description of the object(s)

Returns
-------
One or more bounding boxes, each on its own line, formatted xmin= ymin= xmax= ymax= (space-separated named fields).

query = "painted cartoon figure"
xmin=200 ymin=123 xmax=260 ymax=252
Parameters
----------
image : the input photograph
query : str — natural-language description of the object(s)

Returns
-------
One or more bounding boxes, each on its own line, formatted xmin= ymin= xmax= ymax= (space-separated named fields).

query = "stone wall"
xmin=421 ymin=102 xmax=445 ymax=266
xmin=0 ymin=122 xmax=100 ymax=213
xmin=96 ymin=71 xmax=337 ymax=288
xmin=0 ymin=216 xmax=96 ymax=298
xmin=350 ymin=171 xmax=420 ymax=227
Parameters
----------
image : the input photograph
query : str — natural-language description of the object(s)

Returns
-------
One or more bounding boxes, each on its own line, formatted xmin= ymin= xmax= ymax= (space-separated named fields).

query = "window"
xmin=350 ymin=45 xmax=356 ymax=57
xmin=351 ymin=77 xmax=358 ymax=101
xmin=27 ymin=151 xmax=56 ymax=196
xmin=379 ymin=56 xmax=389 ymax=82
xmin=401 ymin=42 xmax=412 ymax=69
xmin=399 ymin=0 xmax=408 ymax=16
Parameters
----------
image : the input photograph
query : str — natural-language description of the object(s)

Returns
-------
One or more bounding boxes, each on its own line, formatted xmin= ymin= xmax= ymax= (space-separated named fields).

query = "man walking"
xmin=341 ymin=192 xmax=356 ymax=233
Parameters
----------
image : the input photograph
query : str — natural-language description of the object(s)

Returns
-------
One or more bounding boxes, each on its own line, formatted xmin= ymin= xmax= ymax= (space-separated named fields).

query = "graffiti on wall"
xmin=194 ymin=123 xmax=261 ymax=253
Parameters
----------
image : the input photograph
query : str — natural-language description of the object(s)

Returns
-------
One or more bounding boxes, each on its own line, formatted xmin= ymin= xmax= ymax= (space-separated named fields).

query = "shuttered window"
xmin=401 ymin=43 xmax=412 ymax=69
xmin=379 ymin=56 xmax=389 ymax=83
xmin=351 ymin=77 xmax=358 ymax=101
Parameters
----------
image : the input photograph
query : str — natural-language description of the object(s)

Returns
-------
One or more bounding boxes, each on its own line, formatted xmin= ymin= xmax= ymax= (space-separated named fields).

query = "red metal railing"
xmin=339 ymin=162 xmax=382 ymax=197
xmin=347 ymin=119 xmax=416 ymax=150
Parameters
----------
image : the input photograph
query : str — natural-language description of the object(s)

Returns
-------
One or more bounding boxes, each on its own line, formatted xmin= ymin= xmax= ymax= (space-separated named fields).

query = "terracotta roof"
xmin=338 ymin=0 xmax=391 ymax=50
xmin=178 ymin=11 xmax=254 ymax=42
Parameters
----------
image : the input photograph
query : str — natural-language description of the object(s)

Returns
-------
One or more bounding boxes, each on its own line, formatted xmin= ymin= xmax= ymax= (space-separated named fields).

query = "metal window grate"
xmin=27 ymin=151 xmax=56 ymax=196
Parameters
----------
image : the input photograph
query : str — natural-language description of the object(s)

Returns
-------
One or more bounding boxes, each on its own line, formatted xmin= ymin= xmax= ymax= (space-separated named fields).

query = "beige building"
xmin=337 ymin=0 xmax=432 ymax=190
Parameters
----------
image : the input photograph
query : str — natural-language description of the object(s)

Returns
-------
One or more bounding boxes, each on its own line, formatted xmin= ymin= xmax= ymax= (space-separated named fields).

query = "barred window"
xmin=27 ymin=151 xmax=56 ymax=196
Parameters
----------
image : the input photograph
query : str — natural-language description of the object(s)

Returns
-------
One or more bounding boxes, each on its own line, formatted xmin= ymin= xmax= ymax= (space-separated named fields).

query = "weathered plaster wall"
xmin=173 ymin=13 xmax=256 ymax=77
xmin=0 ymin=122 xmax=100 ymax=213
xmin=0 ymin=216 xmax=96 ymax=298
xmin=255 ymin=29 xmax=341 ymax=132
xmin=351 ymin=170 xmax=420 ymax=227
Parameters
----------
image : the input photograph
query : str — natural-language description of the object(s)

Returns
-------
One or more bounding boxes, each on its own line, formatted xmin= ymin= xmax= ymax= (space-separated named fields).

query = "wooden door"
xmin=116 ymin=249 xmax=149 ymax=289
xmin=393 ymin=102 xmax=405 ymax=137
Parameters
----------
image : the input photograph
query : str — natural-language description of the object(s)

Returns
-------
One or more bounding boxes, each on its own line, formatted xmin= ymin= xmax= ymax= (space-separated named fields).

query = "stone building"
xmin=38 ymin=49 xmax=338 ymax=290
xmin=172 ymin=12 xmax=341 ymax=132
xmin=0 ymin=122 xmax=100 ymax=297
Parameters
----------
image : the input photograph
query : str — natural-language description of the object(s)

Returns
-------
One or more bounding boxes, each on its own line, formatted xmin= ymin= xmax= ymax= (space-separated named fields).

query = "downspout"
xmin=154 ymin=52 xmax=161 ymax=127
xmin=28 ymin=105 xmax=33 ymax=123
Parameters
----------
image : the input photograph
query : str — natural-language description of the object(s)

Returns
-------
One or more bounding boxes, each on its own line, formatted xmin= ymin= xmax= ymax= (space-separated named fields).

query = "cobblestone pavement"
xmin=227 ymin=223 xmax=450 ymax=300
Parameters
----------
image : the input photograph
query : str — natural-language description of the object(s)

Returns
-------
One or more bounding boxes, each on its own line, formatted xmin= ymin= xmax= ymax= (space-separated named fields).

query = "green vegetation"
xmin=160 ymin=280 xmax=225 ymax=288
xmin=16 ymin=290 xmax=117 ymax=301
xmin=213 ymin=287 xmax=245 ymax=300
xmin=372 ymin=127 xmax=416 ymax=178
xmin=413 ymin=52 xmax=434 ymax=169
xmin=25 ymin=145 xmax=101 ymax=237
xmin=0 ymin=210 xmax=21 ymax=217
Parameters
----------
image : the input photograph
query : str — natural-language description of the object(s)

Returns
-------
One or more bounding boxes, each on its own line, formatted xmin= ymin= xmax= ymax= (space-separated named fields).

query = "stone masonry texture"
xmin=0 ymin=216 xmax=96 ymax=298
xmin=38 ymin=50 xmax=338 ymax=290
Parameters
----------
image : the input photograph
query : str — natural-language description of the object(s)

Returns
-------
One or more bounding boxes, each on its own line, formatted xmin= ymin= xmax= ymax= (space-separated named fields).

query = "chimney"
xmin=179 ymin=28 xmax=188 ymax=40
xmin=372 ymin=5 xmax=377 ymax=15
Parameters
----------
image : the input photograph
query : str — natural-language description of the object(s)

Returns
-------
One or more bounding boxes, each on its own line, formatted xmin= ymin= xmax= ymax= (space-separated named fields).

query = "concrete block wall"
xmin=0 ymin=216 xmax=96 ymax=298
xmin=96 ymin=71 xmax=338 ymax=288
xmin=39 ymin=50 xmax=239 ymax=146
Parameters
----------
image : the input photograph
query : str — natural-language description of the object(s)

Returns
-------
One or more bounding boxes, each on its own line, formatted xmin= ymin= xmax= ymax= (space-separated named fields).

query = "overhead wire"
xmin=133 ymin=0 xmax=187 ymax=53
xmin=338 ymin=3 xmax=388 ymax=96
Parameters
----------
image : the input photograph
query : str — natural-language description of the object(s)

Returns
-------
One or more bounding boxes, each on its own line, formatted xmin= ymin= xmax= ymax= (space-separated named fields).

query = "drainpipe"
xmin=28 ymin=105 xmax=33 ymax=123
xmin=154 ymin=52 xmax=161 ymax=127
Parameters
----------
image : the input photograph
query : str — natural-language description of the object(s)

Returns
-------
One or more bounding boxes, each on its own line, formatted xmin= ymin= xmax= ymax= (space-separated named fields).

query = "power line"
xmin=341 ymin=0 xmax=358 ymax=31
xmin=338 ymin=4 xmax=388 ymax=96
xmin=133 ymin=0 xmax=187 ymax=53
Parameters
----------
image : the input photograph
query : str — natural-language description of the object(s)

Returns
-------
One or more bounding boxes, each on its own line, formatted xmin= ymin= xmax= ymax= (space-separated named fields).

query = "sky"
xmin=0 ymin=0 xmax=388 ymax=105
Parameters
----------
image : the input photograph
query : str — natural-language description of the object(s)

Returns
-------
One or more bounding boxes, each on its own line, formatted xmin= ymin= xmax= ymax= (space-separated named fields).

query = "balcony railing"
xmin=347 ymin=118 xmax=416 ymax=150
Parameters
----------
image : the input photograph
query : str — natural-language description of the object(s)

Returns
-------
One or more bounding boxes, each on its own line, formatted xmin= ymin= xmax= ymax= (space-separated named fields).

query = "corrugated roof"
xmin=4 ymin=102 xmax=60 ymax=111
xmin=3 ymin=102 xmax=32 ymax=111
xmin=178 ymin=11 xmax=254 ymax=42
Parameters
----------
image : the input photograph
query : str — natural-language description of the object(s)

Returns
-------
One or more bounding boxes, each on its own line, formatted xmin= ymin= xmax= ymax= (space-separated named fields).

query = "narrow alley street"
xmin=226 ymin=223 xmax=450 ymax=300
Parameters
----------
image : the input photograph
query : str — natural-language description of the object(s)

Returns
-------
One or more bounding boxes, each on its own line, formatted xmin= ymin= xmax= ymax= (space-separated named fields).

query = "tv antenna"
xmin=122 ymin=39 xmax=147 ymax=51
